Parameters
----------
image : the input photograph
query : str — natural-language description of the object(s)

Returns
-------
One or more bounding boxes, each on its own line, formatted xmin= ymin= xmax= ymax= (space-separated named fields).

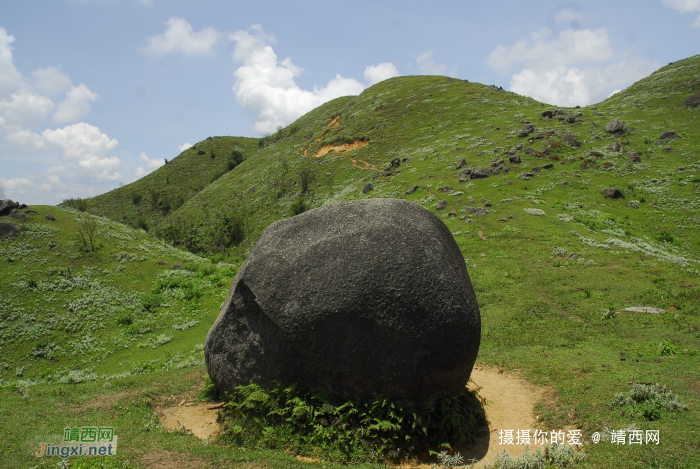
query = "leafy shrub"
xmin=32 ymin=340 xmax=62 ymax=359
xmin=523 ymin=208 xmax=546 ymax=216
xmin=134 ymin=216 xmax=149 ymax=231
xmin=610 ymin=383 xmax=687 ymax=421
xmin=141 ymin=292 xmax=162 ymax=312
xmin=227 ymin=150 xmax=244 ymax=170
xmin=218 ymin=381 xmax=486 ymax=464
xmin=658 ymin=341 xmax=677 ymax=356
xmin=686 ymin=91 xmax=700 ymax=108
xmin=210 ymin=169 xmax=226 ymax=183
xmin=656 ymin=230 xmax=674 ymax=243
xmin=116 ymin=314 xmax=133 ymax=326
xmin=131 ymin=193 xmax=142 ymax=205
xmin=61 ymin=197 xmax=89 ymax=212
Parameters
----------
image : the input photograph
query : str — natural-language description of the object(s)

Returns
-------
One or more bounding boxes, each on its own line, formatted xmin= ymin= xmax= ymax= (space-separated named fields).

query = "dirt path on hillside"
xmin=157 ymin=366 xmax=543 ymax=467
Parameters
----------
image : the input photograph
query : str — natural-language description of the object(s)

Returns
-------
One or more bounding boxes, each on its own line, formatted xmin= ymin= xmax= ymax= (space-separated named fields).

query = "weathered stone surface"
xmin=205 ymin=199 xmax=481 ymax=402
xmin=45 ymin=214 xmax=56 ymax=220
xmin=0 ymin=222 xmax=20 ymax=236
xmin=455 ymin=158 xmax=466 ymax=169
xmin=660 ymin=131 xmax=678 ymax=140
xmin=602 ymin=187 xmax=622 ymax=199
xmin=435 ymin=199 xmax=448 ymax=210
xmin=391 ymin=158 xmax=401 ymax=169
xmin=518 ymin=124 xmax=535 ymax=138
xmin=470 ymin=167 xmax=490 ymax=179
xmin=0 ymin=199 xmax=19 ymax=216
xmin=405 ymin=185 xmax=419 ymax=195
xmin=362 ymin=183 xmax=374 ymax=194
xmin=605 ymin=119 xmax=624 ymax=133
xmin=628 ymin=152 xmax=641 ymax=162
xmin=539 ymin=111 xmax=553 ymax=118
xmin=10 ymin=212 xmax=27 ymax=220
xmin=610 ymin=142 xmax=621 ymax=152
xmin=509 ymin=154 xmax=521 ymax=163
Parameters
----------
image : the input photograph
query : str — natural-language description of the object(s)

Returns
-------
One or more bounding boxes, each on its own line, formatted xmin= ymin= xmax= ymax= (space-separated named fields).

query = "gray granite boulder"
xmin=0 ymin=199 xmax=19 ymax=216
xmin=0 ymin=222 xmax=20 ymax=236
xmin=605 ymin=119 xmax=624 ymax=133
xmin=205 ymin=199 xmax=481 ymax=402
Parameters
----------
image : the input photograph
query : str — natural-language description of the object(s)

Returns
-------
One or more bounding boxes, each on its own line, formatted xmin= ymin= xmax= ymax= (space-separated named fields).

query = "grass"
xmin=1 ymin=54 xmax=700 ymax=467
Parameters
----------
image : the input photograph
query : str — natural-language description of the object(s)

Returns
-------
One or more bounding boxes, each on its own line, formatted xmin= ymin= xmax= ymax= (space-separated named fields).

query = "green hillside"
xmin=1 ymin=54 xmax=699 ymax=468
xmin=71 ymin=136 xmax=260 ymax=232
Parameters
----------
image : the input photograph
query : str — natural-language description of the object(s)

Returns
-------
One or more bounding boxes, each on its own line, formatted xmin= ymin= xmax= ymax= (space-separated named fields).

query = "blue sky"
xmin=1 ymin=0 xmax=698 ymax=204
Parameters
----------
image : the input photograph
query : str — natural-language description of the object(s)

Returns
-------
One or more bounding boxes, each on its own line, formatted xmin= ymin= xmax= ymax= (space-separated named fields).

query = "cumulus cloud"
xmin=364 ymin=62 xmax=400 ymax=86
xmin=178 ymin=141 xmax=192 ymax=152
xmin=0 ymin=177 xmax=34 ymax=195
xmin=0 ymin=27 xmax=23 ymax=100
xmin=663 ymin=0 xmax=700 ymax=26
xmin=5 ymin=129 xmax=47 ymax=151
xmin=415 ymin=50 xmax=448 ymax=75
xmin=488 ymin=27 xmax=659 ymax=106
xmin=134 ymin=152 xmax=164 ymax=177
xmin=32 ymin=66 xmax=72 ymax=97
xmin=53 ymin=83 xmax=99 ymax=123
xmin=141 ymin=17 xmax=222 ymax=57
xmin=42 ymin=123 xmax=121 ymax=181
xmin=0 ymin=88 xmax=55 ymax=128
xmin=229 ymin=24 xmax=366 ymax=134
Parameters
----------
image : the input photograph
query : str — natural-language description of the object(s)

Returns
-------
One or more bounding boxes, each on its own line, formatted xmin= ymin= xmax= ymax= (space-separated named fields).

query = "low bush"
xmin=217 ymin=381 xmax=486 ymax=464
xmin=610 ymin=383 xmax=687 ymax=421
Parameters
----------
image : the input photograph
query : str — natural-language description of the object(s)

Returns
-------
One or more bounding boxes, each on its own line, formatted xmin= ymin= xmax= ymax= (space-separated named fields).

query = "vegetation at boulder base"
xmin=0 ymin=54 xmax=699 ymax=467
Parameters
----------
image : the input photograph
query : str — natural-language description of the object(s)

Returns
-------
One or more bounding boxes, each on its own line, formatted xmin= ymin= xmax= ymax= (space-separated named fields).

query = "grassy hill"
xmin=72 ymin=136 xmax=260 ymax=233
xmin=1 ymin=54 xmax=699 ymax=468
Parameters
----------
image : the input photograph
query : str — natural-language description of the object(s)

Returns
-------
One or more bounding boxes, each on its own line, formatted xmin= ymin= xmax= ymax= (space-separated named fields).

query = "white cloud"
xmin=0 ymin=27 xmax=23 ymax=100
xmin=134 ymin=152 xmax=164 ymax=177
xmin=5 ymin=129 xmax=47 ymax=151
xmin=415 ymin=50 xmax=448 ymax=75
xmin=53 ymin=84 xmax=99 ymax=123
xmin=40 ymin=183 xmax=52 ymax=191
xmin=487 ymin=28 xmax=614 ymax=74
xmin=0 ymin=177 xmax=34 ymax=195
xmin=141 ymin=17 xmax=222 ymax=57
xmin=663 ymin=0 xmax=700 ymax=26
xmin=488 ymin=27 xmax=659 ymax=106
xmin=0 ymin=87 xmax=55 ymax=128
xmin=42 ymin=123 xmax=121 ymax=181
xmin=47 ymin=174 xmax=68 ymax=189
xmin=364 ymin=62 xmax=400 ymax=86
xmin=229 ymin=25 xmax=365 ymax=134
xmin=178 ymin=141 xmax=192 ymax=152
xmin=32 ymin=66 xmax=72 ymax=97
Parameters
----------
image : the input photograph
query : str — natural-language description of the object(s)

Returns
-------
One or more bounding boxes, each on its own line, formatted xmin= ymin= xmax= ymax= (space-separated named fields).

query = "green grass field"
xmin=1 ymin=54 xmax=699 ymax=468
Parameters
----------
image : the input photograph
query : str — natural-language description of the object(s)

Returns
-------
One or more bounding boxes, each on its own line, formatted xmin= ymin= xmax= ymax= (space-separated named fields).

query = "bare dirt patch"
xmin=327 ymin=115 xmax=340 ymax=128
xmin=139 ymin=450 xmax=209 ymax=469
xmin=314 ymin=140 xmax=376 ymax=170
xmin=159 ymin=403 xmax=223 ymax=440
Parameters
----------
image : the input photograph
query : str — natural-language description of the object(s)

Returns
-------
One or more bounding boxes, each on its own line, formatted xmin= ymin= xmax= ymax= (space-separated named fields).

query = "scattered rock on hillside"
xmin=628 ymin=152 xmax=641 ymax=162
xmin=605 ymin=119 xmax=624 ymax=133
xmin=435 ymin=200 xmax=448 ymax=210
xmin=623 ymin=307 xmax=666 ymax=314
xmin=660 ymin=131 xmax=678 ymax=140
xmin=470 ymin=167 xmax=490 ymax=179
xmin=18 ymin=204 xmax=27 ymax=209
xmin=610 ymin=142 xmax=621 ymax=152
xmin=205 ymin=199 xmax=481 ymax=402
xmin=405 ymin=185 xmax=419 ymax=195
xmin=555 ymin=110 xmax=566 ymax=116
xmin=686 ymin=91 xmax=700 ymax=107
xmin=601 ymin=187 xmax=622 ymax=199
xmin=518 ymin=124 xmax=535 ymax=137
xmin=509 ymin=154 xmax=521 ymax=163
xmin=678 ymin=166 xmax=686 ymax=171
xmin=531 ymin=167 xmax=541 ymax=173
xmin=44 ymin=214 xmax=56 ymax=220
xmin=362 ymin=183 xmax=374 ymax=194
xmin=566 ymin=115 xmax=576 ymax=124
xmin=391 ymin=158 xmax=401 ymax=169
xmin=539 ymin=111 xmax=553 ymax=118
xmin=172 ymin=263 xmax=183 ymax=269
xmin=456 ymin=158 xmax=466 ymax=169
xmin=0 ymin=222 xmax=20 ymax=236
xmin=10 ymin=212 xmax=27 ymax=220
xmin=543 ymin=164 xmax=554 ymax=169
xmin=0 ymin=199 xmax=19 ymax=216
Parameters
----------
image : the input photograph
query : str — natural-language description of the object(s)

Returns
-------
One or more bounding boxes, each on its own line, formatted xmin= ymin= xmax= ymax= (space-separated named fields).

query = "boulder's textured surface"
xmin=0 ymin=222 xmax=20 ymax=236
xmin=205 ymin=199 xmax=481 ymax=403
xmin=605 ymin=119 xmax=624 ymax=133
xmin=602 ymin=187 xmax=622 ymax=199
xmin=362 ymin=183 xmax=374 ymax=194
xmin=0 ymin=199 xmax=19 ymax=216
xmin=660 ymin=131 xmax=678 ymax=140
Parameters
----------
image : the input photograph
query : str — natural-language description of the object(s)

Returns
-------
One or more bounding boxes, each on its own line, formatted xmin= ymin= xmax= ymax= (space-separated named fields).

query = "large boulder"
xmin=205 ymin=199 xmax=481 ymax=403
xmin=470 ymin=167 xmax=491 ymax=179
xmin=605 ymin=119 xmax=624 ymax=133
xmin=0 ymin=199 xmax=19 ymax=216
xmin=0 ymin=222 xmax=20 ymax=236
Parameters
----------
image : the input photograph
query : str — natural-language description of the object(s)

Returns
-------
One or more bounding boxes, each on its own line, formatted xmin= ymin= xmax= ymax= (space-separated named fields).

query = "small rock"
xmin=560 ymin=180 xmax=568 ymax=185
xmin=628 ymin=152 xmax=641 ymax=162
xmin=18 ymin=204 xmax=27 ymax=209
xmin=470 ymin=167 xmax=490 ymax=179
xmin=10 ymin=212 xmax=27 ymax=220
xmin=610 ymin=142 xmax=621 ymax=152
xmin=539 ymin=111 xmax=553 ymax=118
xmin=484 ymin=202 xmax=492 ymax=207
xmin=524 ymin=172 xmax=535 ymax=178
xmin=45 ymin=214 xmax=56 ymax=220
xmin=509 ymin=154 xmax=521 ymax=163
xmin=518 ymin=124 xmax=535 ymax=138
xmin=172 ymin=263 xmax=183 ymax=270
xmin=566 ymin=115 xmax=576 ymax=124
xmin=543 ymin=164 xmax=554 ymax=169
xmin=531 ymin=167 xmax=541 ymax=172
xmin=391 ymin=158 xmax=401 ymax=169
xmin=563 ymin=134 xmax=577 ymax=142
xmin=405 ymin=185 xmax=419 ymax=195
xmin=660 ymin=131 xmax=677 ymax=140
xmin=362 ymin=183 xmax=374 ymax=194
xmin=601 ymin=187 xmax=622 ymax=199
xmin=604 ymin=119 xmax=624 ymax=133
xmin=505 ymin=180 xmax=513 ymax=185
xmin=678 ymin=166 xmax=686 ymax=171
xmin=624 ymin=307 xmax=666 ymax=314
xmin=459 ymin=175 xmax=470 ymax=183
xmin=456 ymin=158 xmax=466 ymax=169
xmin=0 ymin=222 xmax=20 ymax=236
xmin=435 ymin=200 xmax=448 ymax=210
xmin=515 ymin=143 xmax=522 ymax=150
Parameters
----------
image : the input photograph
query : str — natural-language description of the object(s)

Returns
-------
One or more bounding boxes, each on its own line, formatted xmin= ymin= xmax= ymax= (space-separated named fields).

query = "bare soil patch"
xmin=139 ymin=450 xmax=209 ymax=469
xmin=159 ymin=403 xmax=223 ymax=440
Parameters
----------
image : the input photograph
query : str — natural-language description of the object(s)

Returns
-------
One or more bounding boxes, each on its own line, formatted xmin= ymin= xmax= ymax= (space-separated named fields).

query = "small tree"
xmin=76 ymin=216 xmax=98 ymax=252
xmin=300 ymin=169 xmax=315 ymax=194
